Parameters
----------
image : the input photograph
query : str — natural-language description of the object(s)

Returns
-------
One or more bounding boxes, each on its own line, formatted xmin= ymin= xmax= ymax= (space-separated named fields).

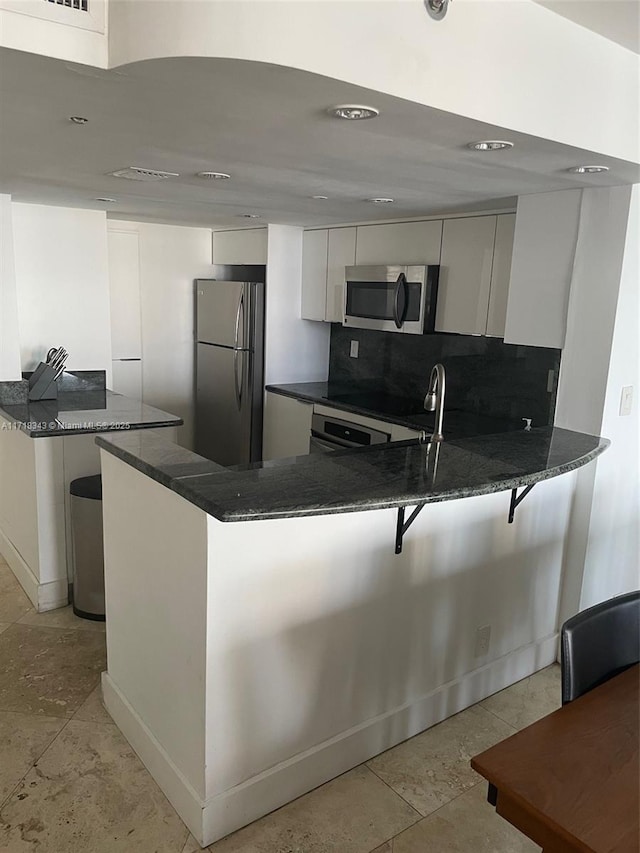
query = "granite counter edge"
xmin=96 ymin=432 xmax=610 ymax=523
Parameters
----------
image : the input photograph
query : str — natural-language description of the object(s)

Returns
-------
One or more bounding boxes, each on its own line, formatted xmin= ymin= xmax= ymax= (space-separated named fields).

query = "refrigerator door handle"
xmin=233 ymin=349 xmax=242 ymax=411
xmin=234 ymin=291 xmax=245 ymax=350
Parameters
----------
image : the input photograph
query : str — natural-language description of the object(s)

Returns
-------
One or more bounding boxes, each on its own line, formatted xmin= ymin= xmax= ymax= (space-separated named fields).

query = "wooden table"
xmin=471 ymin=665 xmax=639 ymax=853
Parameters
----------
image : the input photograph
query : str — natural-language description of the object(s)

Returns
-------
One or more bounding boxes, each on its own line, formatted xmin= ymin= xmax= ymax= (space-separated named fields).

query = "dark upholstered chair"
xmin=560 ymin=590 xmax=640 ymax=705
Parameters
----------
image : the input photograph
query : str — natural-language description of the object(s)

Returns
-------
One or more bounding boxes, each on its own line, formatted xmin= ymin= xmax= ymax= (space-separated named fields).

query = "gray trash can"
xmin=70 ymin=474 xmax=105 ymax=621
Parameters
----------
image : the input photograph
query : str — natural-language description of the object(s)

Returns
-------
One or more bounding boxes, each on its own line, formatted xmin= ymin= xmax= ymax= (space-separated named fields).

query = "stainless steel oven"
xmin=343 ymin=264 xmax=439 ymax=335
xmin=310 ymin=412 xmax=391 ymax=453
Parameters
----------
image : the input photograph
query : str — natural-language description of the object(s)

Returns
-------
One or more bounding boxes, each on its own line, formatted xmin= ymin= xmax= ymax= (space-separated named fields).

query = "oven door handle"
xmin=393 ymin=273 xmax=408 ymax=329
xmin=310 ymin=429 xmax=359 ymax=449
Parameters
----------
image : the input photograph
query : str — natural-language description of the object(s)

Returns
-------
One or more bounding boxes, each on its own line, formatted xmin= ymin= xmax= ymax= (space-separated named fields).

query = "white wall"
xmin=108 ymin=0 xmax=639 ymax=164
xmin=0 ymin=0 xmax=107 ymax=67
xmin=554 ymin=185 xmax=638 ymax=620
xmin=579 ymin=185 xmax=640 ymax=607
xmin=0 ymin=194 xmax=21 ymax=380
xmin=110 ymin=221 xmax=212 ymax=448
xmin=264 ymin=224 xmax=329 ymax=385
xmin=12 ymin=203 xmax=112 ymax=379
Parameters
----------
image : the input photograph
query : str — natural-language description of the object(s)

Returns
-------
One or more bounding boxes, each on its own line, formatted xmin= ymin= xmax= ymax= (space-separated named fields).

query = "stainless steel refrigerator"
xmin=195 ymin=266 xmax=265 ymax=466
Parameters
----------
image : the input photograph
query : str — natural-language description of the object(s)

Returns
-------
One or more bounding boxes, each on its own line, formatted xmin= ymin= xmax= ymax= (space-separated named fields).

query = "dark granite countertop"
xmin=0 ymin=390 xmax=183 ymax=437
xmin=96 ymin=427 xmax=609 ymax=523
xmin=265 ymin=382 xmax=522 ymax=439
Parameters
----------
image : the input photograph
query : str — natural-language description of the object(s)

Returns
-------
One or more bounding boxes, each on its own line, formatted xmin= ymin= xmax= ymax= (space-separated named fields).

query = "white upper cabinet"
xmin=436 ymin=216 xmax=497 ymax=335
xmin=301 ymin=230 xmax=328 ymax=321
xmin=504 ymin=190 xmax=582 ymax=349
xmin=107 ymin=229 xmax=142 ymax=360
xmin=212 ymin=228 xmax=268 ymax=265
xmin=486 ymin=213 xmax=516 ymax=338
xmin=326 ymin=228 xmax=356 ymax=322
xmin=355 ymin=221 xmax=442 ymax=265
xmin=300 ymin=227 xmax=356 ymax=323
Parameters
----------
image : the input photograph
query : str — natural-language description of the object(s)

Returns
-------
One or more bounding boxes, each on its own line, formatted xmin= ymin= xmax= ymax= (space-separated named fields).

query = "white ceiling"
xmin=533 ymin=0 xmax=640 ymax=54
xmin=0 ymin=49 xmax=638 ymax=229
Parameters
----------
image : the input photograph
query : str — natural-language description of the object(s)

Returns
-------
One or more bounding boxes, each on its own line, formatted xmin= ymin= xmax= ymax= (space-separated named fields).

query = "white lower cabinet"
xmin=263 ymin=392 xmax=313 ymax=460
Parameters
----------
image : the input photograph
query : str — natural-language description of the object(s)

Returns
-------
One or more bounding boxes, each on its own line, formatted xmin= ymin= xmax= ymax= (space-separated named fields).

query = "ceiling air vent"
xmin=45 ymin=0 xmax=88 ymax=11
xmin=109 ymin=167 xmax=180 ymax=182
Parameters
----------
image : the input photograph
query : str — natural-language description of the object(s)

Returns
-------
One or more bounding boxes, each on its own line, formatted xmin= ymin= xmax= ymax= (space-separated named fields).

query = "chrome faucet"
xmin=424 ymin=363 xmax=446 ymax=442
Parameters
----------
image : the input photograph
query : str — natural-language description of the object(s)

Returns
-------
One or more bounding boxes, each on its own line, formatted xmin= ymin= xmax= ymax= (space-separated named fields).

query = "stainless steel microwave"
xmin=343 ymin=264 xmax=439 ymax=334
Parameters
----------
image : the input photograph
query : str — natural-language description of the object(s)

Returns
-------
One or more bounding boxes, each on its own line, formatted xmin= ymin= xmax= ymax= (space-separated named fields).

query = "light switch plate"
xmin=350 ymin=340 xmax=359 ymax=358
xmin=620 ymin=385 xmax=633 ymax=416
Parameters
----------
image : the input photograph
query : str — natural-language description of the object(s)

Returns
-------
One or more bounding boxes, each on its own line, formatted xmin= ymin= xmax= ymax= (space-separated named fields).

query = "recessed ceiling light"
xmin=468 ymin=140 xmax=514 ymax=151
xmin=567 ymin=165 xmax=610 ymax=174
xmin=238 ymin=213 xmax=261 ymax=219
xmin=197 ymin=171 xmax=231 ymax=180
xmin=367 ymin=197 xmax=394 ymax=204
xmin=311 ymin=195 xmax=329 ymax=200
xmin=328 ymin=104 xmax=379 ymax=120
xmin=69 ymin=115 xmax=89 ymax=125
xmin=95 ymin=197 xmax=117 ymax=203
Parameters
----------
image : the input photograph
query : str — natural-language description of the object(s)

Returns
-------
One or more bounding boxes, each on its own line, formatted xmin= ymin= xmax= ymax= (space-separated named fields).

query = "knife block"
xmin=28 ymin=362 xmax=59 ymax=401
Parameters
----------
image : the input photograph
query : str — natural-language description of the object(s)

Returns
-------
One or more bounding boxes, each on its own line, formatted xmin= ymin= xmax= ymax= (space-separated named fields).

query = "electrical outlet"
xmin=620 ymin=385 xmax=633 ymax=416
xmin=350 ymin=340 xmax=359 ymax=358
xmin=474 ymin=625 xmax=491 ymax=658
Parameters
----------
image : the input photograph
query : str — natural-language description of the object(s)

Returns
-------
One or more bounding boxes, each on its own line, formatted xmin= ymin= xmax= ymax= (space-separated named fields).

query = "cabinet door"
xmin=263 ymin=392 xmax=313 ymax=460
xmin=108 ymin=230 xmax=142 ymax=359
xmin=436 ymin=216 xmax=496 ymax=335
xmin=355 ymin=221 xmax=442 ymax=265
xmin=504 ymin=190 xmax=581 ymax=348
xmin=212 ymin=228 xmax=268 ymax=265
xmin=486 ymin=214 xmax=515 ymax=338
xmin=326 ymin=228 xmax=356 ymax=323
xmin=301 ymin=230 xmax=328 ymax=321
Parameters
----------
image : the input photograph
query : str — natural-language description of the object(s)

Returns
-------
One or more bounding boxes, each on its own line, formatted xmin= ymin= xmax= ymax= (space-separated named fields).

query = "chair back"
xmin=560 ymin=590 xmax=640 ymax=705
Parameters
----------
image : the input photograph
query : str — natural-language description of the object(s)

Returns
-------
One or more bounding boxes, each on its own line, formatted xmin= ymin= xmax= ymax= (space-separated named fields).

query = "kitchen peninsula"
xmin=96 ymin=424 xmax=607 ymax=846
xmin=0 ymin=372 xmax=182 ymax=612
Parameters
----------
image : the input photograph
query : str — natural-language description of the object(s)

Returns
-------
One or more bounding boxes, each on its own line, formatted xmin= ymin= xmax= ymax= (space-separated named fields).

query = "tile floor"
xmin=0 ymin=557 xmax=561 ymax=852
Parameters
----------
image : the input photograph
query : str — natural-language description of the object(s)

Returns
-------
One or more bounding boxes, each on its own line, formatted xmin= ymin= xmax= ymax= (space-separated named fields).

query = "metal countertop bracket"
xmin=508 ymin=484 xmax=535 ymax=523
xmin=395 ymin=504 xmax=427 ymax=554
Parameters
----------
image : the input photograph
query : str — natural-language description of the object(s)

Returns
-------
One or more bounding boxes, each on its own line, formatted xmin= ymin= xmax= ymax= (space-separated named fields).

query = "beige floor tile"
xmin=0 ymin=623 xmax=11 ymax=636
xmin=390 ymin=783 xmax=540 ymax=853
xmin=0 ymin=711 xmax=66 ymax=805
xmin=367 ymin=705 xmax=515 ymax=817
xmin=0 ymin=624 xmax=106 ymax=718
xmin=0 ymin=720 xmax=189 ymax=853
xmin=18 ymin=605 xmax=106 ymax=633
xmin=72 ymin=684 xmax=114 ymax=725
xmin=183 ymin=833 xmax=204 ymax=852
xmin=208 ymin=766 xmax=420 ymax=853
xmin=370 ymin=843 xmax=393 ymax=853
xmin=0 ymin=565 xmax=33 ymax=623
xmin=480 ymin=665 xmax=561 ymax=730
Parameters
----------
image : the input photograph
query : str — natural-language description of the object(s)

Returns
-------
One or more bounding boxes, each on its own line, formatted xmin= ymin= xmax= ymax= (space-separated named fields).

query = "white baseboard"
xmin=0 ymin=527 xmax=68 ymax=612
xmin=102 ymin=634 xmax=558 ymax=848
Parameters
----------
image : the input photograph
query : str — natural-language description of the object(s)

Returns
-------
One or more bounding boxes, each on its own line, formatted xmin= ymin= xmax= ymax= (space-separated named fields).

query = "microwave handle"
xmin=393 ymin=273 xmax=408 ymax=328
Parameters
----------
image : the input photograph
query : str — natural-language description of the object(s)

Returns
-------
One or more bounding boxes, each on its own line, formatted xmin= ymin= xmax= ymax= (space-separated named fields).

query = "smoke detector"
xmin=109 ymin=167 xmax=179 ymax=182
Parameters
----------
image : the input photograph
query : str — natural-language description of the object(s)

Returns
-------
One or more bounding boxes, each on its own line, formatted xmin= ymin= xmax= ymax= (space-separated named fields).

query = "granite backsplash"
xmin=329 ymin=326 xmax=561 ymax=427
